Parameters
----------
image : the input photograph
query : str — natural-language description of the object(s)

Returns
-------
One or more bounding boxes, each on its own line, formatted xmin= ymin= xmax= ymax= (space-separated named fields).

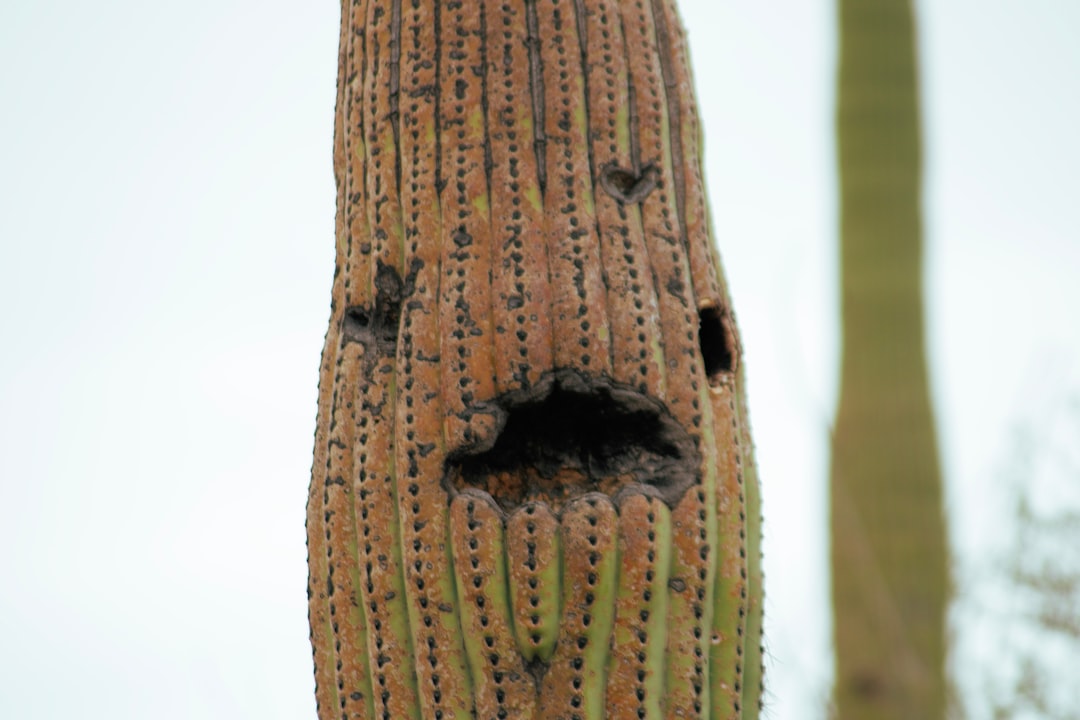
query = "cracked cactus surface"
xmin=306 ymin=1 xmax=763 ymax=718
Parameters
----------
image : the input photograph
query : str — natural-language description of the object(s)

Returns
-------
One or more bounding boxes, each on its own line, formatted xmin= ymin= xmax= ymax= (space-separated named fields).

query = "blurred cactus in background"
xmin=305 ymin=0 xmax=763 ymax=718
xmin=830 ymin=0 xmax=947 ymax=718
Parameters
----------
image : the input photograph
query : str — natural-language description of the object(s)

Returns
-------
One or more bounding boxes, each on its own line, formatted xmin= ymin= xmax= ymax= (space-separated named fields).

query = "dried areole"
xmin=305 ymin=0 xmax=763 ymax=719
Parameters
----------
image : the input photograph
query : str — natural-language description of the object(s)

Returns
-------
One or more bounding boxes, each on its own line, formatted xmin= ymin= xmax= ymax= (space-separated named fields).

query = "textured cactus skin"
xmin=306 ymin=1 xmax=763 ymax=718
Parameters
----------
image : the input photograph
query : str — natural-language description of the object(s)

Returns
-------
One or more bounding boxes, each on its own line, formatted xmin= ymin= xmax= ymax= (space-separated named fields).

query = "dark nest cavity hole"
xmin=445 ymin=371 xmax=700 ymax=513
xmin=698 ymin=305 xmax=737 ymax=384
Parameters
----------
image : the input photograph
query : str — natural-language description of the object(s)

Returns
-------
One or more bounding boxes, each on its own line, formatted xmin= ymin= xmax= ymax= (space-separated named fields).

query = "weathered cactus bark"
xmin=830 ymin=0 xmax=947 ymax=718
xmin=306 ymin=1 xmax=762 ymax=718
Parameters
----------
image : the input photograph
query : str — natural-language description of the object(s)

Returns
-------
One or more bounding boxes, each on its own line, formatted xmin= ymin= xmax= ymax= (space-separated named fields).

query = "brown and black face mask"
xmin=306 ymin=1 xmax=763 ymax=718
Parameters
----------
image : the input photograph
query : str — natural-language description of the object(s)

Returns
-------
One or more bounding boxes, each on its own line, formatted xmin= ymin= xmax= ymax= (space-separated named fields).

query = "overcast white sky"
xmin=1 ymin=1 xmax=1078 ymax=718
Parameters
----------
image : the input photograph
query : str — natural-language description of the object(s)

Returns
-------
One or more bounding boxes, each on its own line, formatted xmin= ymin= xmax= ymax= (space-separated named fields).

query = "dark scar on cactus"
xmin=524 ymin=0 xmax=547 ymax=193
xmin=342 ymin=259 xmax=422 ymax=371
xmin=443 ymin=369 xmax=701 ymax=514
xmin=598 ymin=162 xmax=660 ymax=204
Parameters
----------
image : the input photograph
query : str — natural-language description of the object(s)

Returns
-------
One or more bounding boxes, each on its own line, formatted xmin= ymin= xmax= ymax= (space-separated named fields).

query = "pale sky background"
xmin=1 ymin=1 xmax=1078 ymax=719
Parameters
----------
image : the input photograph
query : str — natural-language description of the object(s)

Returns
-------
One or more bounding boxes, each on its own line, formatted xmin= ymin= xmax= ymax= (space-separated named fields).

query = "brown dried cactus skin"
xmin=307 ymin=1 xmax=763 ymax=718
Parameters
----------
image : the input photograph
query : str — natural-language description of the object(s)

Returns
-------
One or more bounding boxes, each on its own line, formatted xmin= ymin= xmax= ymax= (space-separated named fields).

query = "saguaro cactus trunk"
xmin=830 ymin=0 xmax=947 ymax=718
xmin=306 ymin=1 xmax=762 ymax=718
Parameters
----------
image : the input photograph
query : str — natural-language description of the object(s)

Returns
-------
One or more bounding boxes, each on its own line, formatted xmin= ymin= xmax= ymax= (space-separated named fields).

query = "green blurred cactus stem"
xmin=831 ymin=0 xmax=948 ymax=718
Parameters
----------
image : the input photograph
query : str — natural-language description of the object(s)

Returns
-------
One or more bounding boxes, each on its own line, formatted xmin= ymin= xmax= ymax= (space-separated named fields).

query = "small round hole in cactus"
xmin=698 ymin=306 xmax=737 ymax=384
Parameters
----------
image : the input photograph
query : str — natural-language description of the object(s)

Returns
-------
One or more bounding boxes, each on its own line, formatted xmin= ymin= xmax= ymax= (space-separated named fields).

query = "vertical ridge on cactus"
xmin=307 ymin=1 xmax=763 ymax=717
